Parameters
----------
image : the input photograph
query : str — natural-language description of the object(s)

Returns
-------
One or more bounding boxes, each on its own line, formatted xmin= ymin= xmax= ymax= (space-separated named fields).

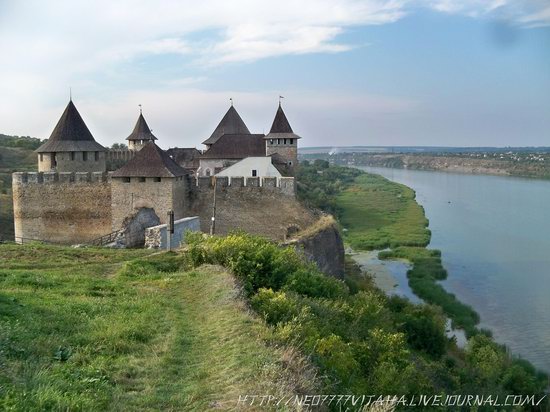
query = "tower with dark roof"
xmin=111 ymin=141 xmax=188 ymax=230
xmin=126 ymin=111 xmax=158 ymax=151
xmin=202 ymin=104 xmax=250 ymax=149
xmin=36 ymin=100 xmax=106 ymax=172
xmin=264 ymin=103 xmax=301 ymax=175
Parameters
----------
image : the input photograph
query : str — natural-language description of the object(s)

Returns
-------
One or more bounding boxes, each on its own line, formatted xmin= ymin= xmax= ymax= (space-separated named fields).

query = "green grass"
xmin=337 ymin=173 xmax=431 ymax=250
xmin=0 ymin=244 xmax=316 ymax=411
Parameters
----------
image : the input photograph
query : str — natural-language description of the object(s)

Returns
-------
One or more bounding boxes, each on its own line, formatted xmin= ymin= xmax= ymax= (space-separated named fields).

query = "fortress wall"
xmin=12 ymin=172 xmax=112 ymax=244
xmin=185 ymin=176 xmax=314 ymax=241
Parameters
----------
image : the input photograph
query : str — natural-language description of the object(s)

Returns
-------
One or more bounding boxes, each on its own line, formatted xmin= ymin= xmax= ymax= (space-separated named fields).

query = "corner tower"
xmin=35 ymin=100 xmax=106 ymax=172
xmin=126 ymin=110 xmax=157 ymax=151
xmin=264 ymin=102 xmax=301 ymax=175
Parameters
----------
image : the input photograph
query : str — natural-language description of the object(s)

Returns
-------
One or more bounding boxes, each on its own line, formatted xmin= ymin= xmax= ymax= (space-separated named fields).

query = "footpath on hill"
xmin=0 ymin=244 xmax=316 ymax=410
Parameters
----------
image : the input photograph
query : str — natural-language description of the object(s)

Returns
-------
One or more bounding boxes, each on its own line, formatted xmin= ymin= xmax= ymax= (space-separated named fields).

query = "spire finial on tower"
xmin=279 ymin=95 xmax=284 ymax=106
xmin=69 ymin=87 xmax=72 ymax=102
xmin=230 ymin=97 xmax=233 ymax=106
xmin=138 ymin=104 xmax=142 ymax=114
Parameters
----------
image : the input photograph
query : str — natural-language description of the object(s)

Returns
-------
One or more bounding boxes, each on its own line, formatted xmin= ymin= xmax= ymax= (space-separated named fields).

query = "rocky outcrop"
xmin=284 ymin=215 xmax=345 ymax=279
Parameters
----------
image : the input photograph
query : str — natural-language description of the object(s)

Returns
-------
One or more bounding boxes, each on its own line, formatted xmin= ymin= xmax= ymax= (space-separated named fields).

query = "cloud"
xmin=0 ymin=0 xmax=547 ymax=144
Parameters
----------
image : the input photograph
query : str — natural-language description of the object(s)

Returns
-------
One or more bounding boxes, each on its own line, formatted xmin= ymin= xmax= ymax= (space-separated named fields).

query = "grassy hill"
xmin=0 ymin=244 xmax=317 ymax=410
xmin=0 ymin=134 xmax=41 ymax=240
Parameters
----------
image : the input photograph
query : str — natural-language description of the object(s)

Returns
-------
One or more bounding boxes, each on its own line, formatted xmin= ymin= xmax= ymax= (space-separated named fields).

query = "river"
xmin=357 ymin=166 xmax=550 ymax=373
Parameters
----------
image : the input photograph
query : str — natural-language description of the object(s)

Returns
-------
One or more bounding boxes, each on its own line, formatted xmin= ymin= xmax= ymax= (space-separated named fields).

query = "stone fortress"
xmin=12 ymin=98 xmax=320 ymax=248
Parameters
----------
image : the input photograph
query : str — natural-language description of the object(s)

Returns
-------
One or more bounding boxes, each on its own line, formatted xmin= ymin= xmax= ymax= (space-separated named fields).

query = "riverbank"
xmin=298 ymin=160 xmax=548 ymax=396
xmin=339 ymin=153 xmax=550 ymax=180
xmin=335 ymin=171 xmax=480 ymax=336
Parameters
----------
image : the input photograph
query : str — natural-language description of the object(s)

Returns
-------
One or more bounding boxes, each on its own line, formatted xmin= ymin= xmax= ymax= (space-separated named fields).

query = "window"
xmin=40 ymin=153 xmax=43 ymax=162
xmin=139 ymin=177 xmax=146 ymax=182
xmin=123 ymin=177 xmax=130 ymax=183
xmin=277 ymin=139 xmax=281 ymax=145
xmin=154 ymin=177 xmax=161 ymax=182
xmin=269 ymin=139 xmax=274 ymax=144
xmin=83 ymin=152 xmax=88 ymax=161
xmin=284 ymin=138 xmax=287 ymax=145
xmin=290 ymin=138 xmax=294 ymax=145
xmin=52 ymin=153 xmax=57 ymax=167
xmin=252 ymin=169 xmax=257 ymax=177
xmin=95 ymin=151 xmax=99 ymax=161
xmin=205 ymin=169 xmax=211 ymax=177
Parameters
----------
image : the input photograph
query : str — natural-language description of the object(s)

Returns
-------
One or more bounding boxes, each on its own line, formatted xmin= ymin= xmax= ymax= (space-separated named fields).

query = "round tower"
xmin=35 ymin=100 xmax=106 ymax=173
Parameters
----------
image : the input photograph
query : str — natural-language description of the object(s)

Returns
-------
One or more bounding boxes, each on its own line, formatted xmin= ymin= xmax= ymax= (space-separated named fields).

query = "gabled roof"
xmin=200 ymin=134 xmax=265 ymax=159
xmin=126 ymin=113 xmax=157 ymax=141
xmin=112 ymin=141 xmax=187 ymax=177
xmin=36 ymin=100 xmax=106 ymax=152
xmin=202 ymin=105 xmax=250 ymax=145
xmin=265 ymin=103 xmax=301 ymax=140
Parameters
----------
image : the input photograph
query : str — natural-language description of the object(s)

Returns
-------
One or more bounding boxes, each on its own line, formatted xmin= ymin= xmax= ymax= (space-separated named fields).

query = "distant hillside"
xmin=0 ymin=134 xmax=41 ymax=188
xmin=0 ymin=134 xmax=42 ymax=240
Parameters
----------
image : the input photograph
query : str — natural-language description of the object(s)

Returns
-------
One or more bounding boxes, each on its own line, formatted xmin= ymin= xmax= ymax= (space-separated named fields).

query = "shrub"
xmin=283 ymin=269 xmax=348 ymax=299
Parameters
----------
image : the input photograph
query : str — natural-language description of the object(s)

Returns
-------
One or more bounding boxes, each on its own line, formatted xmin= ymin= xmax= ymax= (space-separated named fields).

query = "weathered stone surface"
xmin=184 ymin=176 xmax=315 ymax=242
xmin=111 ymin=176 xmax=186 ymax=231
xmin=118 ymin=207 xmax=161 ymax=248
xmin=12 ymin=172 xmax=111 ymax=244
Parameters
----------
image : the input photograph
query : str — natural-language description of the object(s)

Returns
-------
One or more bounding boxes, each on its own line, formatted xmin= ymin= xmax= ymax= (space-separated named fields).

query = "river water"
xmin=357 ymin=166 xmax=550 ymax=373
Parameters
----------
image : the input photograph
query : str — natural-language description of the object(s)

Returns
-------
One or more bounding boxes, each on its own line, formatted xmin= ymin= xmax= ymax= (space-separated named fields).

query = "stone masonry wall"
xmin=111 ymin=177 xmax=186 ymax=231
xmin=12 ymin=172 xmax=112 ymax=244
xmin=185 ymin=176 xmax=315 ymax=241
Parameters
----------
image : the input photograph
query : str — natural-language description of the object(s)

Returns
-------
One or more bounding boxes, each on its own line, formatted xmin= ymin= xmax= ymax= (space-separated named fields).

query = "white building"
xmin=215 ymin=157 xmax=282 ymax=178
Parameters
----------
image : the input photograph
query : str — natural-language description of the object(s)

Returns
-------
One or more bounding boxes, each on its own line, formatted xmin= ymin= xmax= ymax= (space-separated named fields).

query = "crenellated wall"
xmin=184 ymin=175 xmax=314 ymax=241
xmin=12 ymin=172 xmax=112 ymax=244
xmin=12 ymin=172 xmax=310 ymax=245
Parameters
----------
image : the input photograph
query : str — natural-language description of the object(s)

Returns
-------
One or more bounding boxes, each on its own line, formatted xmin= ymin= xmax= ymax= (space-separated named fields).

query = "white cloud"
xmin=0 ymin=0 xmax=547 ymax=143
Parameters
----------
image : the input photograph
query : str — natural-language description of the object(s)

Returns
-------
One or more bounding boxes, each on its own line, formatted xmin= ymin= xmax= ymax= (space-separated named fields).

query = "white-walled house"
xmin=215 ymin=157 xmax=282 ymax=178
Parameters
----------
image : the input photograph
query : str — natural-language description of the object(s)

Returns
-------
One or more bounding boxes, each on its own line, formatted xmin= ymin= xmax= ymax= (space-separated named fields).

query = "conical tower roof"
xmin=36 ymin=100 xmax=106 ymax=152
xmin=112 ymin=141 xmax=186 ymax=178
xmin=202 ymin=105 xmax=250 ymax=145
xmin=270 ymin=103 xmax=293 ymax=133
xmin=265 ymin=103 xmax=301 ymax=140
xmin=126 ymin=113 xmax=157 ymax=142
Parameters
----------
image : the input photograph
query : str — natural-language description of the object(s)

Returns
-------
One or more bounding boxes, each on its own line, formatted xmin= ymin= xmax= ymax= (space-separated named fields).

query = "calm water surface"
xmin=358 ymin=166 xmax=550 ymax=373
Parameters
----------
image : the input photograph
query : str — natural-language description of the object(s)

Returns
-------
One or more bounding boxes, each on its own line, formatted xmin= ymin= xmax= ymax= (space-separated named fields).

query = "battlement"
xmin=190 ymin=176 xmax=295 ymax=196
xmin=13 ymin=171 xmax=111 ymax=185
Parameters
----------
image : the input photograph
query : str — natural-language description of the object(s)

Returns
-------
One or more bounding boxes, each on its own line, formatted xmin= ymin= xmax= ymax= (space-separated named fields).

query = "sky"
xmin=0 ymin=0 xmax=549 ymax=149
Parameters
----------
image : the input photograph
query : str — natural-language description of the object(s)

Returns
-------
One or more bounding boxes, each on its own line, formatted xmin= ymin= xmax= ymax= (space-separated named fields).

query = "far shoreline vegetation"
xmin=300 ymin=149 xmax=550 ymax=180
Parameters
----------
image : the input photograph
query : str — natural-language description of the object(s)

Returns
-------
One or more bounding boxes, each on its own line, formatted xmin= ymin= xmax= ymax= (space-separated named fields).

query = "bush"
xmin=399 ymin=305 xmax=447 ymax=358
xmin=283 ymin=269 xmax=348 ymax=299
